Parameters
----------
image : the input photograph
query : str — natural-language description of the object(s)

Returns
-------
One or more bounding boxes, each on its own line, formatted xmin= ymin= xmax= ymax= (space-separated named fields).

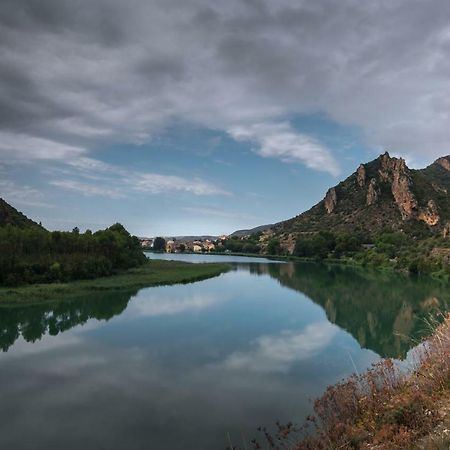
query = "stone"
xmin=435 ymin=156 xmax=450 ymax=171
xmin=324 ymin=187 xmax=338 ymax=214
xmin=418 ymin=200 xmax=440 ymax=226
xmin=356 ymin=164 xmax=366 ymax=187
xmin=377 ymin=153 xmax=419 ymax=220
xmin=366 ymin=178 xmax=380 ymax=206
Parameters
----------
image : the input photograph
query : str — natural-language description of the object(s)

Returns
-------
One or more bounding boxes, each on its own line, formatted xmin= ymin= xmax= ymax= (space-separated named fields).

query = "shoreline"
xmin=0 ymin=260 xmax=230 ymax=306
xmin=146 ymin=250 xmax=450 ymax=282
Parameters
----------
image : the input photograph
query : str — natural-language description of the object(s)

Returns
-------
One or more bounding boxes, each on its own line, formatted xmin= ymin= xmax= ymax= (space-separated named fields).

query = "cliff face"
xmin=366 ymin=178 xmax=380 ymax=206
xmin=379 ymin=154 xmax=418 ymax=220
xmin=376 ymin=153 xmax=441 ymax=224
xmin=324 ymin=188 xmax=338 ymax=213
xmin=436 ymin=157 xmax=450 ymax=172
xmin=263 ymin=153 xmax=450 ymax=253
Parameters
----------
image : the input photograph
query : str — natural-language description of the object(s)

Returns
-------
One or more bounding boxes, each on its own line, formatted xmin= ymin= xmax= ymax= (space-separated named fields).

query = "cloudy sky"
xmin=2 ymin=0 xmax=450 ymax=235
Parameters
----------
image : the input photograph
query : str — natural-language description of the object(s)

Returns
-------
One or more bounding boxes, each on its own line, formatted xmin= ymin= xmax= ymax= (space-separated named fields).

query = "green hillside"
xmin=0 ymin=198 xmax=43 ymax=229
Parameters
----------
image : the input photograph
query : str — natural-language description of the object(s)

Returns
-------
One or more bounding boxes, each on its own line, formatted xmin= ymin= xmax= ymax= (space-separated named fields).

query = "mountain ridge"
xmin=257 ymin=152 xmax=450 ymax=254
xmin=230 ymin=223 xmax=273 ymax=238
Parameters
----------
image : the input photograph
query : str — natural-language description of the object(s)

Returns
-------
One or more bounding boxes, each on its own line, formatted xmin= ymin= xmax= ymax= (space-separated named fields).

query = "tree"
xmin=153 ymin=237 xmax=166 ymax=252
xmin=267 ymin=239 xmax=281 ymax=255
xmin=0 ymin=222 xmax=146 ymax=286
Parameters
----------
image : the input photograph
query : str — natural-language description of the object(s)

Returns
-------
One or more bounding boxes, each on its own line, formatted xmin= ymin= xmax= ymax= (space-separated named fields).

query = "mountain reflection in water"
xmin=1 ymin=262 xmax=448 ymax=359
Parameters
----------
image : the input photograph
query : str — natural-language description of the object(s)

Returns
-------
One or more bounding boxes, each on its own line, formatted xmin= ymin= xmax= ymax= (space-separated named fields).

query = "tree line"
xmin=289 ymin=229 xmax=450 ymax=277
xmin=0 ymin=223 xmax=146 ymax=286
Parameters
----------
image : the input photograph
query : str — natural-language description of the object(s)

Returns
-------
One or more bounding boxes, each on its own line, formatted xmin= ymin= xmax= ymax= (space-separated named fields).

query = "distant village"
xmin=138 ymin=235 xmax=230 ymax=253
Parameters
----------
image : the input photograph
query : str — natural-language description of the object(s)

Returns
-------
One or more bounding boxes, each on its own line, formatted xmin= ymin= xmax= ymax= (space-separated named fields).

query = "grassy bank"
xmin=0 ymin=260 xmax=230 ymax=306
xmin=249 ymin=314 xmax=450 ymax=450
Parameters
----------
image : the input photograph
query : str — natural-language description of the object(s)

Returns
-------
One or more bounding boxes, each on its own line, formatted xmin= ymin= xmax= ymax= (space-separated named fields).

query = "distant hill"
xmin=169 ymin=235 xmax=219 ymax=242
xmin=230 ymin=224 xmax=273 ymax=238
xmin=258 ymin=152 xmax=450 ymax=253
xmin=0 ymin=198 xmax=43 ymax=229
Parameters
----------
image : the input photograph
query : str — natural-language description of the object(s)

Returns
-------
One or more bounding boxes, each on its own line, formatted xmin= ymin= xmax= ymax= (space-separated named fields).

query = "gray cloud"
xmin=1 ymin=0 xmax=450 ymax=170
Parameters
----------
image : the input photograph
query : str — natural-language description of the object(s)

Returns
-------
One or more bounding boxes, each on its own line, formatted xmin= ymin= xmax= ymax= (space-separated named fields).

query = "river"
xmin=0 ymin=254 xmax=448 ymax=449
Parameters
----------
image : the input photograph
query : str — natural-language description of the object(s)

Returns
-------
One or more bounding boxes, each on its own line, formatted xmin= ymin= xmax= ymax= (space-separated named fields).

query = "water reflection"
xmin=0 ymin=262 xmax=449 ymax=450
xmin=1 ymin=262 xmax=448 ymax=359
xmin=220 ymin=321 xmax=338 ymax=373
xmin=0 ymin=289 xmax=134 ymax=352
xmin=264 ymin=262 xmax=450 ymax=358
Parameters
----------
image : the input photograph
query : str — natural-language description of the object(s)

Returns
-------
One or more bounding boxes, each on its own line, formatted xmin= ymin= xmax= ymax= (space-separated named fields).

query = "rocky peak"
xmin=378 ymin=152 xmax=408 ymax=182
xmin=435 ymin=156 xmax=450 ymax=171
xmin=324 ymin=187 xmax=338 ymax=214
xmin=375 ymin=153 xmax=417 ymax=219
xmin=373 ymin=152 xmax=443 ymax=225
xmin=356 ymin=164 xmax=366 ymax=187
xmin=266 ymin=152 xmax=450 ymax=252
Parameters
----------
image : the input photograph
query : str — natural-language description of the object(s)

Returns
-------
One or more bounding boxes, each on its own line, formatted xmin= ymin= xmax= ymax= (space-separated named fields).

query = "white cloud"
xmin=0 ymin=179 xmax=53 ymax=208
xmin=132 ymin=173 xmax=229 ymax=196
xmin=229 ymin=122 xmax=340 ymax=176
xmin=128 ymin=291 xmax=227 ymax=317
xmin=49 ymin=179 xmax=126 ymax=199
xmin=50 ymin=157 xmax=229 ymax=198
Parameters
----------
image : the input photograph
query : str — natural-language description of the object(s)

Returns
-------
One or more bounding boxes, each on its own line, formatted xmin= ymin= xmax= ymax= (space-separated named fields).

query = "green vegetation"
xmin=254 ymin=154 xmax=450 ymax=277
xmin=0 ymin=199 xmax=229 ymax=303
xmin=0 ymin=198 xmax=44 ymax=229
xmin=265 ymin=261 xmax=450 ymax=358
xmin=0 ymin=260 xmax=229 ymax=305
xmin=214 ymin=234 xmax=262 ymax=254
xmin=0 ymin=223 xmax=147 ymax=286
xmin=152 ymin=236 xmax=166 ymax=251
xmin=286 ymin=229 xmax=450 ymax=278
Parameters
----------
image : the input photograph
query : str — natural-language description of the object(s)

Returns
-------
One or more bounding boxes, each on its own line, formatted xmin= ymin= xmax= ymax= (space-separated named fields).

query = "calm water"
xmin=0 ymin=255 xmax=448 ymax=450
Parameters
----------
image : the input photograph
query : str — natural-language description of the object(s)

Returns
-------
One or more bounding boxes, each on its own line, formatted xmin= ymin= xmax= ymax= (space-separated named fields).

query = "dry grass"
xmin=241 ymin=314 xmax=450 ymax=450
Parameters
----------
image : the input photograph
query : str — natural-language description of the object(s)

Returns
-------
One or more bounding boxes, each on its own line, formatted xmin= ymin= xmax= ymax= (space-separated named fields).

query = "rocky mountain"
xmin=260 ymin=152 xmax=450 ymax=253
xmin=0 ymin=198 xmax=43 ymax=229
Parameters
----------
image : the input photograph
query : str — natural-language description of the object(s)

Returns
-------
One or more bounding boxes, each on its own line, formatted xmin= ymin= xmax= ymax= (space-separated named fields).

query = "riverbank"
xmin=208 ymin=250 xmax=450 ymax=280
xmin=0 ymin=260 xmax=230 ymax=305
xmin=252 ymin=314 xmax=450 ymax=450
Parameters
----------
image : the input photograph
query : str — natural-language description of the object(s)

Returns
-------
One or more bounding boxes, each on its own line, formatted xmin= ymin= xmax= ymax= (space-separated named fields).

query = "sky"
xmin=1 ymin=0 xmax=450 ymax=236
